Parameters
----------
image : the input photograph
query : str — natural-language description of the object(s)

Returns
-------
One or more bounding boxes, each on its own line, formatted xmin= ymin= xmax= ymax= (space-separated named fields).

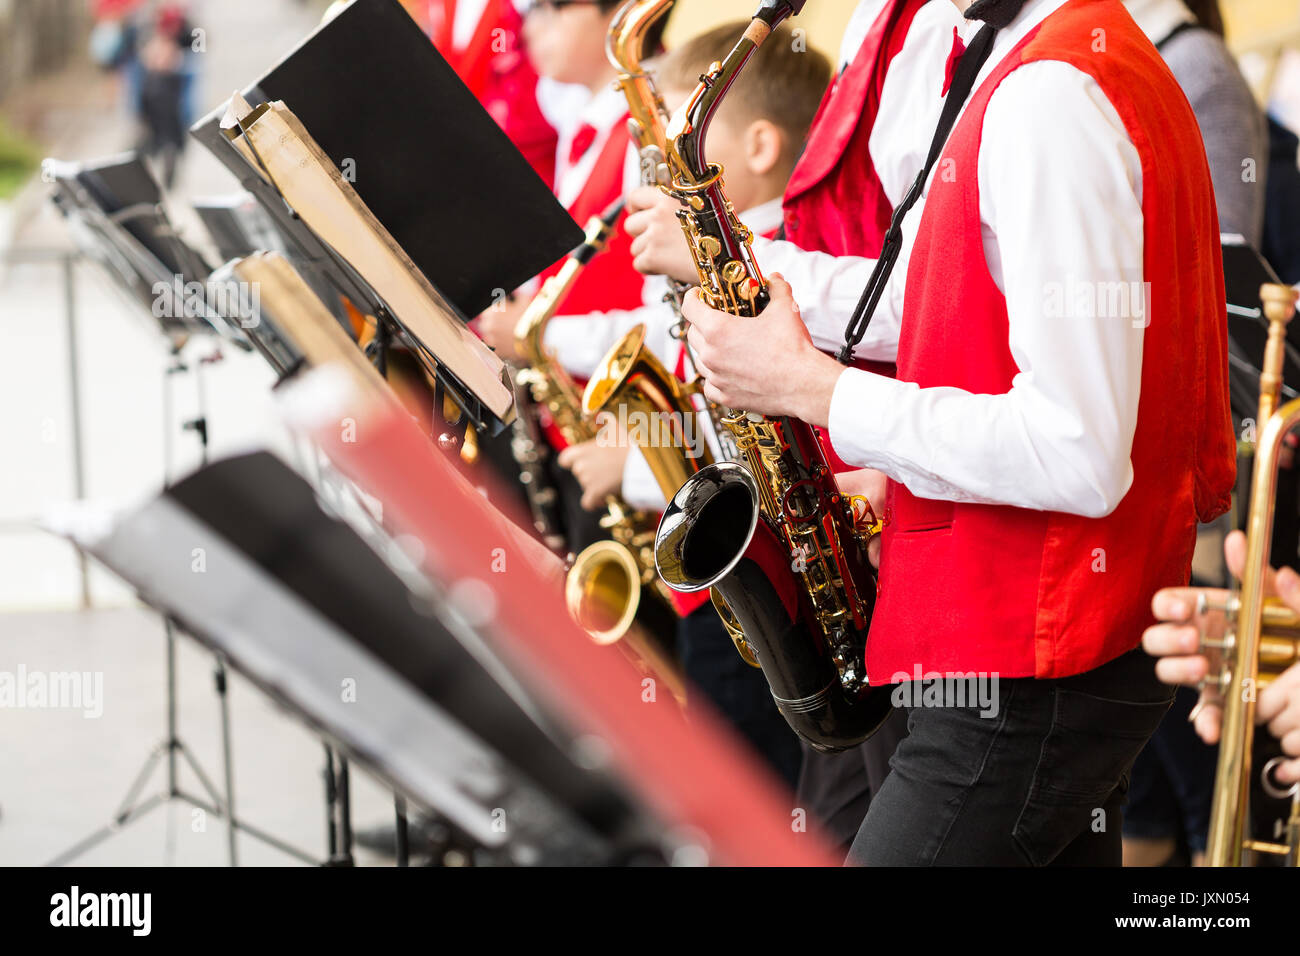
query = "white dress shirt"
xmin=765 ymin=0 xmax=1149 ymax=519
xmin=752 ymin=0 xmax=959 ymax=352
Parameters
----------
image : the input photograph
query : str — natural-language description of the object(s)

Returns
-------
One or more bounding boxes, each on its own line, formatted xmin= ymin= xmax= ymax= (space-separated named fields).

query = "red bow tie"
xmin=942 ymin=27 xmax=966 ymax=97
xmin=568 ymin=122 xmax=599 ymax=167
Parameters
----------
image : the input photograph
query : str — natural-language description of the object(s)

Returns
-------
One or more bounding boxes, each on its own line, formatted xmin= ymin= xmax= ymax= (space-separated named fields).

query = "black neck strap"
xmin=837 ymin=24 xmax=999 ymax=364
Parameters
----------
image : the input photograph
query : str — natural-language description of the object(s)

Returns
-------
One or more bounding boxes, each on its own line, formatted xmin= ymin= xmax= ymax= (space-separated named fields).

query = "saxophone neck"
xmin=513 ymin=199 xmax=626 ymax=359
xmin=607 ymin=0 xmax=673 ymax=76
xmin=669 ymin=1 xmax=801 ymax=182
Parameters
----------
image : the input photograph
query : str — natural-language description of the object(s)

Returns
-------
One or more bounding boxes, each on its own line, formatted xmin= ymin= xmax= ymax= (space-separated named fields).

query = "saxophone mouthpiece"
xmin=754 ymin=0 xmax=807 ymax=26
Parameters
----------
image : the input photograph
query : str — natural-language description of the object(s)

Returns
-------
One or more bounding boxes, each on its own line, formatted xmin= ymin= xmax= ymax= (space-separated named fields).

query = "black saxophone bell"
xmin=657 ymin=463 xmax=893 ymax=752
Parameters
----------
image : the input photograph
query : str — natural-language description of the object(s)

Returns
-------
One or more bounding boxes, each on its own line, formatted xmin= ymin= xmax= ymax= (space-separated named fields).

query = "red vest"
xmin=865 ymin=0 xmax=1235 ymax=682
xmin=782 ymin=0 xmax=927 ymax=472
xmin=543 ymin=123 xmax=644 ymax=316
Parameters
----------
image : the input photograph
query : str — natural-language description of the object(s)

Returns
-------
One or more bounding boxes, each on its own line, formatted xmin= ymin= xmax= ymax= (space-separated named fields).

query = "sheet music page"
xmin=223 ymin=98 xmax=514 ymax=421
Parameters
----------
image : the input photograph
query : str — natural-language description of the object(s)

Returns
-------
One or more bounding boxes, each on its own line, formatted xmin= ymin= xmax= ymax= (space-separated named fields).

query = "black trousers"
xmin=678 ymin=604 xmax=803 ymax=789
xmin=795 ymin=709 xmax=908 ymax=851
xmin=847 ymin=646 xmax=1175 ymax=866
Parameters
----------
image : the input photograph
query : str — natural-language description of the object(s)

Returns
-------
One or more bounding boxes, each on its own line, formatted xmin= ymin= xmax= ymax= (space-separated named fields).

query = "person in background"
xmin=1120 ymin=0 xmax=1268 ymax=868
xmin=1128 ymin=0 xmax=1266 ymax=245
xmin=400 ymin=0 xmax=567 ymax=186
xmin=135 ymin=5 xmax=194 ymax=189
xmin=474 ymin=0 xmax=668 ymax=561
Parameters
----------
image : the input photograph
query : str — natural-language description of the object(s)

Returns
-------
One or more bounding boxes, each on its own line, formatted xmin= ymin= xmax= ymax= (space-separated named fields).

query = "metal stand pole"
xmin=62 ymin=252 xmax=91 ymax=609
xmin=394 ymin=796 xmax=410 ymax=868
xmin=322 ymin=746 xmax=355 ymax=866
xmin=48 ymin=347 xmax=316 ymax=867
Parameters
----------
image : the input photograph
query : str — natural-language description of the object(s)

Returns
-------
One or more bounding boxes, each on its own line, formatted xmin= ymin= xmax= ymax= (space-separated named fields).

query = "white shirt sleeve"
xmin=621 ymin=446 xmax=670 ymax=511
xmin=748 ymin=1 xmax=957 ymax=361
xmin=754 ymin=238 xmax=893 ymax=359
xmin=542 ymin=298 xmax=664 ymax=379
xmin=827 ymin=62 xmax=1147 ymax=519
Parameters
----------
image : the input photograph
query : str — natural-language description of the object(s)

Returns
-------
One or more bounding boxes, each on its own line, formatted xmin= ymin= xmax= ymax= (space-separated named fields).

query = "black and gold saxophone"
xmin=583 ymin=0 xmax=738 ymax=510
xmin=512 ymin=199 xmax=674 ymax=645
xmin=651 ymin=0 xmax=894 ymax=751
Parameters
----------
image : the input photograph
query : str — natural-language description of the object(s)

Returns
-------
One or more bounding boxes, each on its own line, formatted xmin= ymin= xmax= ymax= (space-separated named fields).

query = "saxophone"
xmin=513 ymin=199 xmax=673 ymax=644
xmin=651 ymin=0 xmax=894 ymax=751
xmin=583 ymin=0 xmax=737 ymax=513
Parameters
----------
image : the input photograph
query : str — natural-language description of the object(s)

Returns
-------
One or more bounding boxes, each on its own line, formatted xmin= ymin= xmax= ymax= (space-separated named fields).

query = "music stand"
xmin=44 ymin=155 xmax=310 ymax=867
xmin=57 ymin=451 xmax=679 ymax=865
xmin=1223 ymin=235 xmax=1300 ymax=427
xmin=188 ymin=0 xmax=585 ymax=437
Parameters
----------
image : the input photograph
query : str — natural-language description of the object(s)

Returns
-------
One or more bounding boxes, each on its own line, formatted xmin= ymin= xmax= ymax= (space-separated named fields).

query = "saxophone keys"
xmin=721 ymin=260 xmax=746 ymax=283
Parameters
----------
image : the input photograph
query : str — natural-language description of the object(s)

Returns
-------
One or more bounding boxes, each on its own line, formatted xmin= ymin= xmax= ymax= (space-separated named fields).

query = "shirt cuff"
xmin=827 ymin=367 xmax=910 ymax=471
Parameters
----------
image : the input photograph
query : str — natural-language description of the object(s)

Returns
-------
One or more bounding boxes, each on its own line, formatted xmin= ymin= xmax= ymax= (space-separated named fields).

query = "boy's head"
xmin=657 ymin=22 xmax=831 ymax=213
xmin=523 ymin=0 xmax=670 ymax=90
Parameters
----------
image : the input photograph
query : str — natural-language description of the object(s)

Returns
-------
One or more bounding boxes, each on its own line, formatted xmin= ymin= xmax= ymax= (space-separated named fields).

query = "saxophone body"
xmin=585 ymin=0 xmax=738 ymax=514
xmin=507 ymin=369 xmax=566 ymax=553
xmin=651 ymin=0 xmax=894 ymax=751
xmin=608 ymin=0 xmax=677 ymax=191
xmin=512 ymin=200 xmax=673 ymax=643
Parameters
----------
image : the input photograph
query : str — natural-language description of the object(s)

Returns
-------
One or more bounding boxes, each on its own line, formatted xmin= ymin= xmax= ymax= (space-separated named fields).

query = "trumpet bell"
xmin=565 ymin=540 xmax=642 ymax=645
xmin=655 ymin=461 xmax=761 ymax=593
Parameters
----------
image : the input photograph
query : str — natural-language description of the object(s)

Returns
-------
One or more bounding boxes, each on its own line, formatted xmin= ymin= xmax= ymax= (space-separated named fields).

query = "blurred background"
xmin=0 ymin=0 xmax=1296 ymax=866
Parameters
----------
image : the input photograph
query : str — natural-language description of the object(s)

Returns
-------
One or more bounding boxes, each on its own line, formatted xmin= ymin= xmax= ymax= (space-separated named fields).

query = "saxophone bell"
xmin=656 ymin=462 xmax=893 ymax=751
xmin=566 ymin=540 xmax=643 ymax=645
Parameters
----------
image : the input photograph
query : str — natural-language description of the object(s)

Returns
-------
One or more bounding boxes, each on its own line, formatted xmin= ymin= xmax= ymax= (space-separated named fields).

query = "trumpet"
xmin=1201 ymin=282 xmax=1300 ymax=866
xmin=512 ymin=200 xmax=673 ymax=645
xmin=648 ymin=0 xmax=894 ymax=751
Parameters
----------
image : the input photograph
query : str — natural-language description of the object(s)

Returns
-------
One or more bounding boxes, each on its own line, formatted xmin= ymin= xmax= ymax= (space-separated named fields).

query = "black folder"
xmin=190 ymin=0 xmax=581 ymax=322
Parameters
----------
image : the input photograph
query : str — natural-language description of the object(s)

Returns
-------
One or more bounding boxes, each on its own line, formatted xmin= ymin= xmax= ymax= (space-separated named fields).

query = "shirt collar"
xmin=961 ymin=0 xmax=1071 ymax=90
xmin=1123 ymin=0 xmax=1196 ymax=45
xmin=579 ymin=82 xmax=631 ymax=132
xmin=740 ymin=198 xmax=785 ymax=238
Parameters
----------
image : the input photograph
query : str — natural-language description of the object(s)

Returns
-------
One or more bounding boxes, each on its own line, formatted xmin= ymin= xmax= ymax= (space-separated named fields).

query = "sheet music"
xmin=220 ymin=96 xmax=514 ymax=421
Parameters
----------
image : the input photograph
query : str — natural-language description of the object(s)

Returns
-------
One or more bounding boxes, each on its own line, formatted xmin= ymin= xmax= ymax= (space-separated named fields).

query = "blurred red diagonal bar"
xmin=305 ymin=385 xmax=836 ymax=866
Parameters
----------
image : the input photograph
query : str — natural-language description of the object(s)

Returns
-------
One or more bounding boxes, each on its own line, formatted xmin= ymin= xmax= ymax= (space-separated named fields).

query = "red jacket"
xmin=866 ymin=0 xmax=1235 ymax=682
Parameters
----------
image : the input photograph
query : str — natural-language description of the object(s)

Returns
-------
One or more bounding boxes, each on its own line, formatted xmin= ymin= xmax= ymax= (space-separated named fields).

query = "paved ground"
xmin=0 ymin=607 xmax=395 ymax=866
xmin=0 ymin=0 xmax=399 ymax=866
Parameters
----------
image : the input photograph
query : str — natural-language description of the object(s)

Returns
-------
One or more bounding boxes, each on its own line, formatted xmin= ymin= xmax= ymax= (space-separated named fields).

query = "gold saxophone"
xmin=512 ymin=200 xmax=674 ymax=645
xmin=648 ymin=1 xmax=894 ymax=752
xmin=584 ymin=0 xmax=723 ymax=506
xmin=1200 ymin=282 xmax=1300 ymax=866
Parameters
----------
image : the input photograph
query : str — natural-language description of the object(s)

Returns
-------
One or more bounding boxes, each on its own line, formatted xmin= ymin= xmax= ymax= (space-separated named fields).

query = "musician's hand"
xmin=1259 ymin=662 xmax=1300 ymax=784
xmin=473 ymin=296 xmax=529 ymax=362
xmin=557 ymin=440 xmax=631 ymax=511
xmin=625 ymin=186 xmax=696 ymax=284
xmin=833 ymin=468 xmax=888 ymax=568
xmin=1144 ymin=530 xmax=1300 ymax=770
xmin=686 ymin=274 xmax=844 ymax=427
